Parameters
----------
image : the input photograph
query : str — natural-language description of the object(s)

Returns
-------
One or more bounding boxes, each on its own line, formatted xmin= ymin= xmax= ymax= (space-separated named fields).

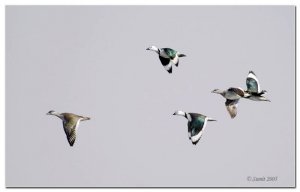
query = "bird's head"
xmin=82 ymin=117 xmax=91 ymax=121
xmin=46 ymin=110 xmax=55 ymax=115
xmin=146 ymin=45 xmax=159 ymax=52
xmin=211 ymin=89 xmax=223 ymax=94
xmin=173 ymin=110 xmax=186 ymax=117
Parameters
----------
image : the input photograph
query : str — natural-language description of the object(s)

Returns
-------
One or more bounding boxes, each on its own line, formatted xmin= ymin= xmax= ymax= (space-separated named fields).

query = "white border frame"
xmin=1 ymin=1 xmax=298 ymax=191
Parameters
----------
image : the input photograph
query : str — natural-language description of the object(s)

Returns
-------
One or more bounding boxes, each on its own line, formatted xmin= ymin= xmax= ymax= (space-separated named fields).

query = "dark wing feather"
xmin=159 ymin=56 xmax=170 ymax=66
xmin=188 ymin=114 xmax=205 ymax=145
xmin=159 ymin=56 xmax=172 ymax=73
xmin=63 ymin=120 xmax=77 ymax=146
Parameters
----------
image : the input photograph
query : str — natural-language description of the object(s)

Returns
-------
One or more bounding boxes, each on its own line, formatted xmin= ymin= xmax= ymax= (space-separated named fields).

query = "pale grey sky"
xmin=6 ymin=6 xmax=295 ymax=187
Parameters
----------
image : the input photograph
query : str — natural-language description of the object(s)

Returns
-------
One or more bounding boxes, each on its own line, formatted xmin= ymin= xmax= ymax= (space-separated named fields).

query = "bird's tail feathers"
xmin=243 ymin=91 xmax=251 ymax=98
xmin=207 ymin=117 xmax=217 ymax=122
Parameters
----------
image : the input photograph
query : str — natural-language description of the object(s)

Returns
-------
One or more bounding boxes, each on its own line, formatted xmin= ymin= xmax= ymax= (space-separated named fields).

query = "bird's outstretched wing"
xmin=159 ymin=56 xmax=172 ymax=73
xmin=188 ymin=114 xmax=206 ymax=145
xmin=246 ymin=71 xmax=261 ymax=93
xmin=225 ymin=99 xmax=239 ymax=119
xmin=63 ymin=120 xmax=77 ymax=146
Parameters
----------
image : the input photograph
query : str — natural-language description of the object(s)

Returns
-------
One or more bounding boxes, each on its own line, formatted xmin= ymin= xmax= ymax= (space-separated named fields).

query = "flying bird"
xmin=146 ymin=45 xmax=186 ymax=73
xmin=212 ymin=87 xmax=247 ymax=119
xmin=47 ymin=110 xmax=90 ymax=146
xmin=173 ymin=110 xmax=216 ymax=145
xmin=244 ymin=71 xmax=270 ymax=102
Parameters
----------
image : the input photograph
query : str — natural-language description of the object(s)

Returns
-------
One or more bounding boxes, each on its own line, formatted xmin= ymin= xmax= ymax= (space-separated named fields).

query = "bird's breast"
xmin=159 ymin=51 xmax=169 ymax=58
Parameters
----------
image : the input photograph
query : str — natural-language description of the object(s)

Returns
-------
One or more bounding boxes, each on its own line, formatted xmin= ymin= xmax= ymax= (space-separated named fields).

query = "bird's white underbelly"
xmin=171 ymin=55 xmax=179 ymax=64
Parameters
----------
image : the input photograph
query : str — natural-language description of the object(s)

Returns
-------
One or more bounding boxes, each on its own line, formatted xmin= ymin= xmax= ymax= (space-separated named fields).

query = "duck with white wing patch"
xmin=173 ymin=110 xmax=216 ymax=145
xmin=244 ymin=71 xmax=270 ymax=102
xmin=146 ymin=45 xmax=186 ymax=73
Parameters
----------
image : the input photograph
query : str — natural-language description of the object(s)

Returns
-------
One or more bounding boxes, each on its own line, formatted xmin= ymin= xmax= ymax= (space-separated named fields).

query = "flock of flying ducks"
xmin=47 ymin=46 xmax=270 ymax=146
